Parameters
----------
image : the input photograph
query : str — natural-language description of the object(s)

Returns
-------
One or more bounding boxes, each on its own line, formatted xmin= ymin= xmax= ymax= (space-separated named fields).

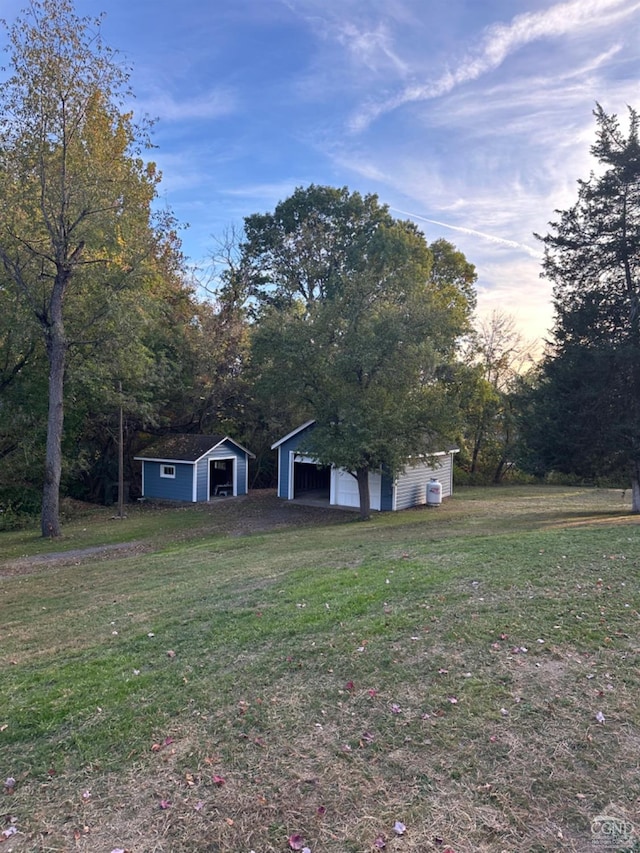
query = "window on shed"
xmin=161 ymin=465 xmax=176 ymax=478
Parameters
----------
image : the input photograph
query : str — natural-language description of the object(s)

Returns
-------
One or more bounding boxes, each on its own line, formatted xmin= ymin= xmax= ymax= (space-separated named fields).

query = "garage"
xmin=331 ymin=468 xmax=381 ymax=510
xmin=293 ymin=455 xmax=331 ymax=499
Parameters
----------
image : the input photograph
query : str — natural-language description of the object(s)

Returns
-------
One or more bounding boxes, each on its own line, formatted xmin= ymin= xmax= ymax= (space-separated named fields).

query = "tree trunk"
xmin=41 ymin=287 xmax=67 ymax=538
xmin=493 ymin=456 xmax=510 ymax=484
xmin=470 ymin=429 xmax=482 ymax=474
xmin=355 ymin=467 xmax=371 ymax=521
xmin=631 ymin=461 xmax=640 ymax=514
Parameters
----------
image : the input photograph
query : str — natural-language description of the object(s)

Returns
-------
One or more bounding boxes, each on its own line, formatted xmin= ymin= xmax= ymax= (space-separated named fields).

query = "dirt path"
xmin=0 ymin=491 xmax=356 ymax=576
xmin=0 ymin=541 xmax=153 ymax=575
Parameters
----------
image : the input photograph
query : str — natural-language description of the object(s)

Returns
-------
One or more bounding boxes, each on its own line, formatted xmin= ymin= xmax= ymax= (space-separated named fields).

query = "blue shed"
xmin=271 ymin=421 xmax=458 ymax=512
xmin=135 ymin=434 xmax=254 ymax=502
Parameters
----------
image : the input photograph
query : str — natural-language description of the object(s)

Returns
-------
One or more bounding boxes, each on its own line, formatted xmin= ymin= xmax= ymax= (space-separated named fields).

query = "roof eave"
xmin=271 ymin=420 xmax=316 ymax=450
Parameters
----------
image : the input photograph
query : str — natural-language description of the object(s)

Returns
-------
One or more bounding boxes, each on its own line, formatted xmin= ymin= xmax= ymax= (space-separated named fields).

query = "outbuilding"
xmin=271 ymin=421 xmax=457 ymax=512
xmin=135 ymin=434 xmax=254 ymax=503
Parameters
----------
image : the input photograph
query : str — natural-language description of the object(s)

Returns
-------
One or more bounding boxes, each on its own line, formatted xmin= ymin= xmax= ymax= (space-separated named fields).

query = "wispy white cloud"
xmin=139 ymin=87 xmax=238 ymax=123
xmin=222 ymin=180 xmax=310 ymax=202
xmin=349 ymin=0 xmax=640 ymax=131
xmin=424 ymin=45 xmax=625 ymax=133
xmin=282 ymin=0 xmax=418 ymax=73
xmin=334 ymin=21 xmax=410 ymax=75
xmin=391 ymin=208 xmax=543 ymax=259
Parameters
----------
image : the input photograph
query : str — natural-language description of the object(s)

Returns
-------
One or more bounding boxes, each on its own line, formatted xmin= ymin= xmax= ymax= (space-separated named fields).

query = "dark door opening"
xmin=294 ymin=461 xmax=330 ymax=499
xmin=210 ymin=459 xmax=234 ymax=497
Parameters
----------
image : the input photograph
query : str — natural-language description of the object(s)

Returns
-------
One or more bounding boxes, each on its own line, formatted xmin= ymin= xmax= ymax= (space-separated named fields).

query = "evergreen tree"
xmin=526 ymin=105 xmax=640 ymax=507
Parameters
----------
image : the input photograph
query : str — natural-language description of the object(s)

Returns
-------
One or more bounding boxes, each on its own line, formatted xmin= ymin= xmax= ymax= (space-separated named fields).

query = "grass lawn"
xmin=1 ymin=486 xmax=639 ymax=852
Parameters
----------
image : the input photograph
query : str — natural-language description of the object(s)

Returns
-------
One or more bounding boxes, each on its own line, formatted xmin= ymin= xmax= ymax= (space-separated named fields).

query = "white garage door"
xmin=332 ymin=468 xmax=381 ymax=510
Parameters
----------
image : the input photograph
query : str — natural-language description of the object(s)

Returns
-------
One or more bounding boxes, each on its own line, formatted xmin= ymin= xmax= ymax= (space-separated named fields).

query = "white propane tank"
xmin=426 ymin=478 xmax=442 ymax=507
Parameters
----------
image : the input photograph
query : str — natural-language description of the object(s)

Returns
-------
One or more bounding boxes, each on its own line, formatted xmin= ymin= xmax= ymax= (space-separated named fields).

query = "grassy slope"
xmin=1 ymin=486 xmax=639 ymax=852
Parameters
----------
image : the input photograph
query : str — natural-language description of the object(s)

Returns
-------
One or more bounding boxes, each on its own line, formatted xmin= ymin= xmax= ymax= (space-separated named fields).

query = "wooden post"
xmin=118 ymin=380 xmax=124 ymax=518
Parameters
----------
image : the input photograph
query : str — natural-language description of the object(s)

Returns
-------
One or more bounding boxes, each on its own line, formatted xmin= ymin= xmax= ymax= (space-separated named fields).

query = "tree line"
xmin=1 ymin=0 xmax=638 ymax=534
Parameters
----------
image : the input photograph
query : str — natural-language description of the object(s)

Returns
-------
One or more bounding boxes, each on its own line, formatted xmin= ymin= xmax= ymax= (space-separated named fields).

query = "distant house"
xmin=271 ymin=421 xmax=458 ymax=512
xmin=135 ymin=434 xmax=254 ymax=503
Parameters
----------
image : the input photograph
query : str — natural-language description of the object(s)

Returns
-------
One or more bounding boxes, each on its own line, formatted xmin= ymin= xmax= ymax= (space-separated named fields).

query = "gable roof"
xmin=270 ymin=420 xmax=316 ymax=450
xmin=271 ymin=421 xmax=460 ymax=457
xmin=135 ymin=434 xmax=254 ymax=464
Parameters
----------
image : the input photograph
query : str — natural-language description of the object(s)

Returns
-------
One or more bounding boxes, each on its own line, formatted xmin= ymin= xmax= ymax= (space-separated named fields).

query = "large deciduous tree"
xmin=246 ymin=185 xmax=476 ymax=519
xmin=456 ymin=310 xmax=536 ymax=483
xmin=0 ymin=0 xmax=167 ymax=536
xmin=527 ymin=105 xmax=640 ymax=508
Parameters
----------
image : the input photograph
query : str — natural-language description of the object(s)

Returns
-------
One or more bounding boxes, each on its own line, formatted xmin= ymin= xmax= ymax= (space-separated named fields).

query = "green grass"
xmin=1 ymin=486 xmax=640 ymax=852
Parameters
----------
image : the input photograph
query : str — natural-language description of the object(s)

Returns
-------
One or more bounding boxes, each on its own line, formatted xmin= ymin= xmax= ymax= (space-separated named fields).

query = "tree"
xmin=0 ymin=0 xmax=167 ymax=536
xmin=0 ymin=268 xmax=48 ymax=517
xmin=246 ymin=186 xmax=476 ymax=518
xmin=457 ymin=310 xmax=536 ymax=483
xmin=528 ymin=105 xmax=640 ymax=508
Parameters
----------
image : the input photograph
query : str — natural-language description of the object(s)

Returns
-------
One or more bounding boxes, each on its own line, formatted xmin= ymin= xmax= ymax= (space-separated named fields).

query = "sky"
xmin=2 ymin=0 xmax=639 ymax=350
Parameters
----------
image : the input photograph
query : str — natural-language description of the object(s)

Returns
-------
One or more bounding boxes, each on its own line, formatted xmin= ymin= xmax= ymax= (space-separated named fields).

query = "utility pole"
xmin=118 ymin=380 xmax=125 ymax=519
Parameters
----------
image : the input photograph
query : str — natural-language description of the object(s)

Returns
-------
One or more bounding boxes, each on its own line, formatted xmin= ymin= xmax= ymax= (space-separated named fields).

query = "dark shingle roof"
xmin=135 ymin=434 xmax=241 ymax=463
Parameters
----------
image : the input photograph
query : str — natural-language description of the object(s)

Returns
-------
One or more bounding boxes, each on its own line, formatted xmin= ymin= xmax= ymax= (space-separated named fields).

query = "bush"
xmin=454 ymin=465 xmax=538 ymax=487
xmin=0 ymin=485 xmax=41 ymax=530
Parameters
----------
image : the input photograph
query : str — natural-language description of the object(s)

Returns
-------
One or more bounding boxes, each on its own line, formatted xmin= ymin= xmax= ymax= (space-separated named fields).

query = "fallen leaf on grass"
xmin=212 ymin=775 xmax=226 ymax=786
xmin=4 ymin=777 xmax=16 ymax=793
xmin=448 ymin=696 xmax=458 ymax=704
xmin=151 ymin=736 xmax=175 ymax=752
xmin=288 ymin=833 xmax=305 ymax=850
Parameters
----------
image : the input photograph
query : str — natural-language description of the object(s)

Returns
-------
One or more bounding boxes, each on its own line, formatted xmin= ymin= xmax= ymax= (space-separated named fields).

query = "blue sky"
xmin=3 ymin=0 xmax=639 ymax=347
